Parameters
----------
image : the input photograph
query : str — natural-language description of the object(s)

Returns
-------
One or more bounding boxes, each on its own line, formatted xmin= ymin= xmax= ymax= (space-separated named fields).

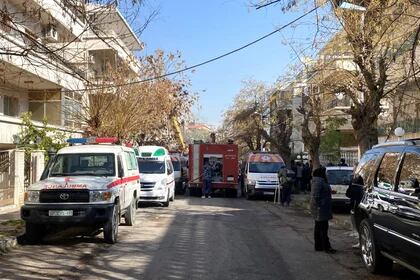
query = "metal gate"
xmin=0 ymin=151 xmax=14 ymax=207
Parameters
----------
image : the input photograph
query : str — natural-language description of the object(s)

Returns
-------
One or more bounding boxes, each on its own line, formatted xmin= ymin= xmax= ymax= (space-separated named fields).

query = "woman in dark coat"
xmin=310 ymin=166 xmax=336 ymax=253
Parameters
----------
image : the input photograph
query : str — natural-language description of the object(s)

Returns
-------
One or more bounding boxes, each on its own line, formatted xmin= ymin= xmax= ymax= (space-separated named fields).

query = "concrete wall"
xmin=11 ymin=150 xmax=25 ymax=207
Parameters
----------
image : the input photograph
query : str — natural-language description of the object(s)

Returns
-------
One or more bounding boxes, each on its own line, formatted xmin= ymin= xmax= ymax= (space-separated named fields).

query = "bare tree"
xmin=253 ymin=0 xmax=420 ymax=155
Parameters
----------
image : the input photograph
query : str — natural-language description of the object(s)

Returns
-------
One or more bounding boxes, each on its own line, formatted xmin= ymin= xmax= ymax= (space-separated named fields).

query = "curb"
xmin=0 ymin=236 xmax=18 ymax=254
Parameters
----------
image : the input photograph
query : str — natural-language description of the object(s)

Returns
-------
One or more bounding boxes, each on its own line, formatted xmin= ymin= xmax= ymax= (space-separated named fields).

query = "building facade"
xmin=0 ymin=0 xmax=142 ymax=207
xmin=0 ymin=0 xmax=142 ymax=149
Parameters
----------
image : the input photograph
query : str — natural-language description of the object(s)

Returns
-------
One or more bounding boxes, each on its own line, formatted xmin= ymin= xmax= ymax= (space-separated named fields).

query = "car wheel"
xmin=162 ymin=190 xmax=170 ymax=207
xmin=124 ymin=199 xmax=136 ymax=226
xmin=359 ymin=219 xmax=393 ymax=274
xmin=104 ymin=204 xmax=119 ymax=244
xmin=25 ymin=223 xmax=45 ymax=244
xmin=170 ymin=189 xmax=175 ymax=202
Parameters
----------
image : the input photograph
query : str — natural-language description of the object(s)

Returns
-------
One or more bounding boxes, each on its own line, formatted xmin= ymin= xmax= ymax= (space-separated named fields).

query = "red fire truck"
xmin=188 ymin=143 xmax=239 ymax=197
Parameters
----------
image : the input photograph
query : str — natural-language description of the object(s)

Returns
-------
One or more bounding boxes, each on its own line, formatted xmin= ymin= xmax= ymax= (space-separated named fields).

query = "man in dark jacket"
xmin=202 ymin=159 xmax=213 ymax=198
xmin=310 ymin=167 xmax=336 ymax=253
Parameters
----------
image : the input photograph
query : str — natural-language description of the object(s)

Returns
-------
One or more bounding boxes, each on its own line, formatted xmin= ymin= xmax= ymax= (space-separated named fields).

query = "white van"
xmin=21 ymin=137 xmax=140 ymax=244
xmin=244 ymin=152 xmax=285 ymax=199
xmin=137 ymin=146 xmax=175 ymax=206
xmin=170 ymin=155 xmax=182 ymax=187
xmin=325 ymin=166 xmax=353 ymax=206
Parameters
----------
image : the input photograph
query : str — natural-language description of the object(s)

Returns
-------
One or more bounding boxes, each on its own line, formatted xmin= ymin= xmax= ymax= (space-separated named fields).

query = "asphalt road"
xmin=0 ymin=197 xmax=417 ymax=280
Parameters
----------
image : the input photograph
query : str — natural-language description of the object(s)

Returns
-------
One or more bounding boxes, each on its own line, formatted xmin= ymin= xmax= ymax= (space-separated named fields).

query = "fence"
xmin=0 ymin=151 xmax=13 ymax=207
xmin=320 ymin=147 xmax=359 ymax=167
xmin=0 ymin=149 xmax=42 ymax=209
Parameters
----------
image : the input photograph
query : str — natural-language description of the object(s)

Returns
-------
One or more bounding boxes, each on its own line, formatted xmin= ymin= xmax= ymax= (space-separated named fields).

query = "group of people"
xmin=291 ymin=161 xmax=312 ymax=193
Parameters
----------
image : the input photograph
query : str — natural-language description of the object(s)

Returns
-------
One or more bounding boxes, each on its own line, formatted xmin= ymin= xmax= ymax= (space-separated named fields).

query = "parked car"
xmin=21 ymin=137 xmax=140 ymax=244
xmin=325 ymin=166 xmax=353 ymax=207
xmin=352 ymin=139 xmax=420 ymax=275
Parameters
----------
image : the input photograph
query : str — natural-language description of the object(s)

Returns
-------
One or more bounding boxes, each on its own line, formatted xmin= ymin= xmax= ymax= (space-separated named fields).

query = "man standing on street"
xmin=310 ymin=166 xmax=336 ymax=254
xmin=202 ymin=159 xmax=213 ymax=198
xmin=296 ymin=162 xmax=303 ymax=193
xmin=278 ymin=165 xmax=291 ymax=206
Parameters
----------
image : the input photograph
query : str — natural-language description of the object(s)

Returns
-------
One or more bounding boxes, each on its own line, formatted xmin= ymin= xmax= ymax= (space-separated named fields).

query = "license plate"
xmin=48 ymin=210 xmax=73 ymax=217
xmin=264 ymin=191 xmax=274 ymax=195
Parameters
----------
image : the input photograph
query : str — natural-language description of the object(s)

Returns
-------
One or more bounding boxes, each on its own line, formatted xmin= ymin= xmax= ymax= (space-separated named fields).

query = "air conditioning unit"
xmin=43 ymin=25 xmax=58 ymax=41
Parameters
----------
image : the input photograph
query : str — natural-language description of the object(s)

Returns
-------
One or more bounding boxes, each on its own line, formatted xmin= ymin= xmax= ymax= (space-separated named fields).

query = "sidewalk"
xmin=278 ymin=193 xmax=353 ymax=231
xmin=0 ymin=206 xmax=23 ymax=254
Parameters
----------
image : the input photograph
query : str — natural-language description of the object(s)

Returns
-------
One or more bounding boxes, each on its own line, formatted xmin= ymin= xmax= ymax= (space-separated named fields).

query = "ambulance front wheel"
xmin=104 ymin=204 xmax=119 ymax=244
xmin=25 ymin=223 xmax=45 ymax=244
xmin=162 ymin=190 xmax=170 ymax=207
xmin=124 ymin=199 xmax=136 ymax=226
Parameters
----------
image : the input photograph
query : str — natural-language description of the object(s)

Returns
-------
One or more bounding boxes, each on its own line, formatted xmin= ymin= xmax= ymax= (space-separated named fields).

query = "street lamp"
xmin=394 ymin=127 xmax=405 ymax=141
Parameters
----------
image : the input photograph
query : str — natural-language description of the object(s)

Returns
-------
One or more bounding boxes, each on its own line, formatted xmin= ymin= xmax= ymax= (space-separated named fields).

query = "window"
xmin=166 ymin=160 xmax=173 ymax=175
xmin=171 ymin=157 xmax=181 ymax=171
xmin=376 ymin=153 xmax=400 ymax=191
xmin=130 ymin=152 xmax=138 ymax=170
xmin=397 ymin=153 xmax=420 ymax=195
xmin=63 ymin=91 xmax=82 ymax=128
xmin=326 ymin=169 xmax=353 ymax=185
xmin=353 ymin=152 xmax=380 ymax=188
xmin=3 ymin=96 xmax=19 ymax=117
xmin=248 ymin=162 xmax=284 ymax=173
xmin=50 ymin=153 xmax=115 ymax=177
xmin=138 ymin=159 xmax=165 ymax=174
xmin=28 ymin=90 xmax=61 ymax=125
xmin=124 ymin=151 xmax=138 ymax=170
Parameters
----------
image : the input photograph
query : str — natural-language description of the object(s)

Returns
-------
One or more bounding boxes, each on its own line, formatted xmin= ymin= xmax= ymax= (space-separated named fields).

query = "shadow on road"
xmin=0 ymin=196 xmax=418 ymax=280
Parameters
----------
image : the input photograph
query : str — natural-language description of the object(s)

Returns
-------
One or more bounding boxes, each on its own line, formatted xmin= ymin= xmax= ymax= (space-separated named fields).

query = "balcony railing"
xmin=325 ymin=96 xmax=352 ymax=110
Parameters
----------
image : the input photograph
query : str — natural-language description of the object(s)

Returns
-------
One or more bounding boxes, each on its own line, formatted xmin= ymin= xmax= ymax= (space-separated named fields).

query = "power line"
xmin=68 ymin=5 xmax=321 ymax=92
xmin=255 ymin=0 xmax=282 ymax=10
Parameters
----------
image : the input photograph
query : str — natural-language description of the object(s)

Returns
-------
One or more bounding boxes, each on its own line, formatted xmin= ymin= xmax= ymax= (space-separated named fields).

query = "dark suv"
xmin=353 ymin=139 xmax=420 ymax=275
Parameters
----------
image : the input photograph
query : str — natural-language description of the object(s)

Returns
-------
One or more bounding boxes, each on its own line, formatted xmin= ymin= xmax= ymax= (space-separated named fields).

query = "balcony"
xmin=11 ymin=0 xmax=87 ymax=39
xmin=325 ymin=95 xmax=352 ymax=110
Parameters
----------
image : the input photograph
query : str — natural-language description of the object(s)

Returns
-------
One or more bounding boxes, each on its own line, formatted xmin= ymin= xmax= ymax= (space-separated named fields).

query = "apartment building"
xmin=0 ymin=0 xmax=142 ymax=208
xmin=0 ymin=0 xmax=142 ymax=149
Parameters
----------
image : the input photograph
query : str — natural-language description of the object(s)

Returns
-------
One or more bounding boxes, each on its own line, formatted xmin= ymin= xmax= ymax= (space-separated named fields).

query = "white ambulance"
xmin=244 ymin=152 xmax=285 ymax=199
xmin=21 ymin=137 xmax=140 ymax=244
xmin=137 ymin=146 xmax=175 ymax=206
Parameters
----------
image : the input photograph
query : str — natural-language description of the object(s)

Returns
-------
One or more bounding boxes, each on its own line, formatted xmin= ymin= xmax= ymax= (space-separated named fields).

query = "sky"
xmin=135 ymin=0 xmax=315 ymax=127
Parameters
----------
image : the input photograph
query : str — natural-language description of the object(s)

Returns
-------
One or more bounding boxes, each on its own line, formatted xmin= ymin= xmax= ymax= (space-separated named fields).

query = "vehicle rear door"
xmin=117 ymin=154 xmax=126 ymax=209
xmin=354 ymin=151 xmax=381 ymax=229
xmin=392 ymin=149 xmax=420 ymax=268
xmin=371 ymin=151 xmax=403 ymax=252
xmin=166 ymin=159 xmax=175 ymax=195
xmin=124 ymin=150 xmax=139 ymax=207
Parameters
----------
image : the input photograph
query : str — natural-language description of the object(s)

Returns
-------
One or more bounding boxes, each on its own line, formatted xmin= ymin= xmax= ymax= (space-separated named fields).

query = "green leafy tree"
xmin=17 ymin=112 xmax=67 ymax=161
xmin=320 ymin=117 xmax=347 ymax=163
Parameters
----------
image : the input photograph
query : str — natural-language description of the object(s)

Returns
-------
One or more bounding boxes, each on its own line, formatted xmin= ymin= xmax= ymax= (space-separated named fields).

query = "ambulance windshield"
xmin=249 ymin=162 xmax=284 ymax=173
xmin=137 ymin=159 xmax=165 ymax=174
xmin=50 ymin=153 xmax=115 ymax=177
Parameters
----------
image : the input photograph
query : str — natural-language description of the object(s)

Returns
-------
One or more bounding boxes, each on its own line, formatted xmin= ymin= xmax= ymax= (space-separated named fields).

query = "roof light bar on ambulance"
xmin=66 ymin=137 xmax=119 ymax=145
